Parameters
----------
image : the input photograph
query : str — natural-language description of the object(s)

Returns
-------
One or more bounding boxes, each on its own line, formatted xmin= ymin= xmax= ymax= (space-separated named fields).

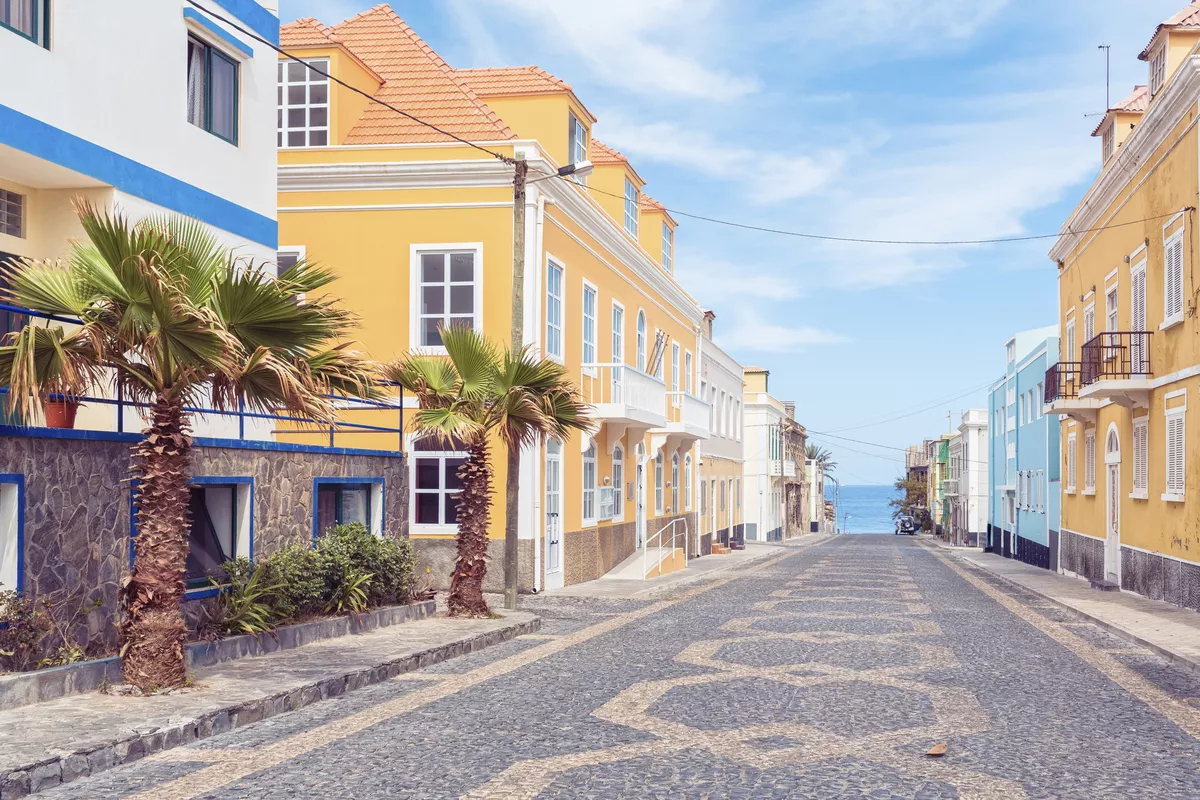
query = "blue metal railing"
xmin=0 ymin=303 xmax=405 ymax=451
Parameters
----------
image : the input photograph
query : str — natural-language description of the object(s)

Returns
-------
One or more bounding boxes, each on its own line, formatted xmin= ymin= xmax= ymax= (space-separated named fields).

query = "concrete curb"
xmin=0 ymin=601 xmax=437 ymax=712
xmin=0 ymin=614 xmax=540 ymax=799
xmin=920 ymin=541 xmax=1200 ymax=678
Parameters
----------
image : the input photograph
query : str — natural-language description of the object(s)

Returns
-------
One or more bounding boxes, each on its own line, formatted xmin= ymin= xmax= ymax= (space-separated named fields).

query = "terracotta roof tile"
xmin=1139 ymin=2 xmax=1200 ymax=59
xmin=281 ymin=17 xmax=339 ymax=47
xmin=315 ymin=4 xmax=514 ymax=145
xmin=453 ymin=66 xmax=571 ymax=96
xmin=1090 ymin=85 xmax=1149 ymax=136
xmin=590 ymin=139 xmax=629 ymax=165
xmin=638 ymin=193 xmax=677 ymax=226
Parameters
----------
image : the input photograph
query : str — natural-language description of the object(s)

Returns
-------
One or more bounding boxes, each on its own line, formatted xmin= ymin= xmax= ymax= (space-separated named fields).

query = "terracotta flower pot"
xmin=44 ymin=400 xmax=80 ymax=429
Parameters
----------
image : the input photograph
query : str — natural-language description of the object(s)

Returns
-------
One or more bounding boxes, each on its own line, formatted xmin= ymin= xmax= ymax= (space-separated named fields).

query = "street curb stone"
xmin=921 ymin=541 xmax=1200 ymax=677
xmin=0 ymin=614 xmax=540 ymax=799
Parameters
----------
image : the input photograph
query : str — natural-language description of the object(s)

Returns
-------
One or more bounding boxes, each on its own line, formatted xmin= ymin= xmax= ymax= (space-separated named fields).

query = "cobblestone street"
xmin=38 ymin=535 xmax=1200 ymax=799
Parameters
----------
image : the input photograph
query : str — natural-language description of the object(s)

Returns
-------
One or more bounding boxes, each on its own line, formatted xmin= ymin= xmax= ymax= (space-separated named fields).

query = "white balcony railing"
xmin=581 ymin=363 xmax=667 ymax=426
xmin=666 ymin=391 xmax=710 ymax=435
xmin=783 ymin=460 xmax=797 ymax=478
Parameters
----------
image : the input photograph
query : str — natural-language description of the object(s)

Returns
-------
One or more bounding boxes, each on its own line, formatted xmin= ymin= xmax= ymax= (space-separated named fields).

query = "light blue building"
xmin=988 ymin=326 xmax=1061 ymax=570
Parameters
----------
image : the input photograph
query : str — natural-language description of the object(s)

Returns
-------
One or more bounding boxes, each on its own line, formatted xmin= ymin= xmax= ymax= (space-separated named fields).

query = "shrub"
xmin=0 ymin=588 xmax=47 ymax=672
xmin=257 ymin=544 xmax=325 ymax=620
xmin=213 ymin=560 xmax=284 ymax=636
xmin=315 ymin=523 xmax=417 ymax=607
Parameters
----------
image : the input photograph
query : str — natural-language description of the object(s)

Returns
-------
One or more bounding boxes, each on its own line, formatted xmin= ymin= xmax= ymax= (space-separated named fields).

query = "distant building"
xmin=743 ymin=366 xmax=787 ymax=542
xmin=698 ymin=311 xmax=746 ymax=553
xmin=946 ymin=410 xmax=988 ymax=547
xmin=781 ymin=402 xmax=809 ymax=539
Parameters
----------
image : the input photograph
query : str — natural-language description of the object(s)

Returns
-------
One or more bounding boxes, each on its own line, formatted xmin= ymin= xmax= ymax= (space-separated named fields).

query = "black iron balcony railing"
xmin=1045 ymin=361 xmax=1083 ymax=403
xmin=1080 ymin=331 xmax=1153 ymax=386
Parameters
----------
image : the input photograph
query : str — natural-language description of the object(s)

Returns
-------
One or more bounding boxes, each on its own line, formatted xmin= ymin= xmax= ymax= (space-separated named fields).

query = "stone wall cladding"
xmin=410 ymin=538 xmax=534 ymax=593
xmin=1060 ymin=530 xmax=1105 ymax=584
xmin=562 ymin=521 xmax=636 ymax=586
xmin=1121 ymin=547 xmax=1200 ymax=612
xmin=1 ymin=433 xmax=406 ymax=656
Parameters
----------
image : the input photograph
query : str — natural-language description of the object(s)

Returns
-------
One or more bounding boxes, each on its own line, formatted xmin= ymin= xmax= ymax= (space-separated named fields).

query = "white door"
xmin=545 ymin=440 xmax=563 ymax=589
xmin=1106 ymin=463 xmax=1120 ymax=583
xmin=635 ymin=444 xmax=646 ymax=548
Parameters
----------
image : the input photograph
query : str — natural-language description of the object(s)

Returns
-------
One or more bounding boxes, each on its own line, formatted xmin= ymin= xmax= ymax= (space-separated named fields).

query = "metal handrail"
xmin=643 ymin=516 xmax=688 ymax=579
xmin=1080 ymin=331 xmax=1153 ymax=386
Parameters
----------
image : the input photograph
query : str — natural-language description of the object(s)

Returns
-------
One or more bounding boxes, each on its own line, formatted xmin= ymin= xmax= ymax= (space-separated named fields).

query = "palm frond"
xmin=0 ymin=325 xmax=104 ymax=419
xmin=0 ymin=258 xmax=91 ymax=318
xmin=409 ymin=405 xmax=484 ymax=446
xmin=439 ymin=326 xmax=499 ymax=402
xmin=382 ymin=355 xmax=461 ymax=408
xmin=209 ymin=264 xmax=354 ymax=354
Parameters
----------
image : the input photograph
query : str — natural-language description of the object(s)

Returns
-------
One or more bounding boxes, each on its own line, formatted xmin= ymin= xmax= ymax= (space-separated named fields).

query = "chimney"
xmin=783 ymin=401 xmax=796 ymax=420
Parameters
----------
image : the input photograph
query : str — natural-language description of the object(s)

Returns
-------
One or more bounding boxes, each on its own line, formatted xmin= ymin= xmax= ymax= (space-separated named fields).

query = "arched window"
xmin=636 ymin=310 xmax=646 ymax=372
xmin=612 ymin=445 xmax=625 ymax=522
xmin=684 ymin=455 xmax=692 ymax=511
xmin=671 ymin=454 xmax=680 ymax=514
xmin=582 ymin=442 xmax=597 ymax=524
xmin=654 ymin=451 xmax=664 ymax=514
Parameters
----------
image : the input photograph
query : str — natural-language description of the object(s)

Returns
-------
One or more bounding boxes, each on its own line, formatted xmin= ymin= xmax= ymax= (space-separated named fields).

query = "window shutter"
xmin=1085 ymin=432 xmax=1095 ymax=490
xmin=1067 ymin=435 xmax=1077 ymax=491
xmin=1166 ymin=414 xmax=1185 ymax=494
xmin=1166 ymin=236 xmax=1184 ymax=319
xmin=1133 ymin=422 xmax=1148 ymax=492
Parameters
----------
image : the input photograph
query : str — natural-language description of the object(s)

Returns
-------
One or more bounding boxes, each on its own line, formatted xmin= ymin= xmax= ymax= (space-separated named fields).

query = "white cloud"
xmin=471 ymin=0 xmax=755 ymax=100
xmin=792 ymin=0 xmax=1009 ymax=49
xmin=600 ymin=117 xmax=848 ymax=203
xmin=721 ymin=315 xmax=850 ymax=353
xmin=675 ymin=257 xmax=805 ymax=304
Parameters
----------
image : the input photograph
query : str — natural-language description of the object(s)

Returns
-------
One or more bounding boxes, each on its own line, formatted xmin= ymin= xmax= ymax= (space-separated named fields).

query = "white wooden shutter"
xmin=1067 ymin=435 xmax=1077 ymax=491
xmin=1132 ymin=266 xmax=1147 ymax=371
xmin=1166 ymin=413 xmax=1185 ymax=494
xmin=1166 ymin=235 xmax=1184 ymax=319
xmin=1085 ymin=431 xmax=1096 ymax=490
xmin=1133 ymin=421 xmax=1148 ymax=493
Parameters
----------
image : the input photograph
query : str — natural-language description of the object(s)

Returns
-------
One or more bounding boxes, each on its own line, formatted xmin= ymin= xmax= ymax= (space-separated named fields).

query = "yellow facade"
xmin=1049 ymin=12 xmax=1200 ymax=604
xmin=276 ymin=8 xmax=711 ymax=589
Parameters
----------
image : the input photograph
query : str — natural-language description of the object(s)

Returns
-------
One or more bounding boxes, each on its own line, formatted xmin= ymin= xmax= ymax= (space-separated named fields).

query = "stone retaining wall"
xmin=1059 ymin=529 xmax=1105 ymax=584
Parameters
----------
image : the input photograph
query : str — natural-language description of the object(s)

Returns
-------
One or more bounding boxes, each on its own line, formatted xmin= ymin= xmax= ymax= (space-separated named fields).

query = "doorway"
xmin=545 ymin=439 xmax=562 ymax=589
xmin=635 ymin=443 xmax=646 ymax=549
xmin=1104 ymin=426 xmax=1121 ymax=585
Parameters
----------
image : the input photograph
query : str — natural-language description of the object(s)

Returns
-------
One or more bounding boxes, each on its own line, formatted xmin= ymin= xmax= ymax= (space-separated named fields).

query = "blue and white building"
xmin=988 ymin=326 xmax=1061 ymax=569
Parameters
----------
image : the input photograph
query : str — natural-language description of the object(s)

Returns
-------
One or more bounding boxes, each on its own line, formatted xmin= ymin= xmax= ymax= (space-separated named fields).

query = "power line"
xmin=824 ymin=380 xmax=997 ymax=433
xmin=184 ymin=0 xmax=515 ymax=165
xmin=196 ymin=3 xmax=1190 ymax=251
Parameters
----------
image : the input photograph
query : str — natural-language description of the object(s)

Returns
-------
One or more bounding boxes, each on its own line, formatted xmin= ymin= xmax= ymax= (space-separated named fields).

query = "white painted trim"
xmin=280 ymin=202 xmax=512 ymax=213
xmin=1159 ymin=314 xmax=1184 ymax=331
xmin=1164 ymin=387 xmax=1188 ymax=410
xmin=1062 ymin=526 xmax=1106 ymax=542
xmin=1162 ymin=209 xmax=1187 ymax=233
xmin=1129 ymin=242 xmax=1148 ymax=262
xmin=544 ymin=253 xmax=566 ymax=364
xmin=1065 ymin=305 xmax=1076 ymax=318
xmin=1104 ymin=267 xmax=1119 ymax=285
xmin=278 ymin=159 xmax=516 ymax=191
xmin=408 ymin=242 xmax=485 ymax=353
xmin=1161 ymin=493 xmax=1186 ymax=503
xmin=580 ymin=278 xmax=599 ymax=374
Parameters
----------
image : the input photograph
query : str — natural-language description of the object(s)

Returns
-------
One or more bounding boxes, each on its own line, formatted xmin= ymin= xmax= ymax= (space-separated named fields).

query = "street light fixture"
xmin=504 ymin=156 xmax=595 ymax=610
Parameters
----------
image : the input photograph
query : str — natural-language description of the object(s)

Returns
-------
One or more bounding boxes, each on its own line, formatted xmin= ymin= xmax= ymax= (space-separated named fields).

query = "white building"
xmin=947 ymin=409 xmax=989 ymax=547
xmin=742 ymin=366 xmax=787 ymax=542
xmin=697 ymin=311 xmax=745 ymax=552
xmin=0 ymin=0 xmax=280 ymax=435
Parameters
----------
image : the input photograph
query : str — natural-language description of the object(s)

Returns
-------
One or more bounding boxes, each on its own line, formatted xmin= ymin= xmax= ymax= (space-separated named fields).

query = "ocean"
xmin=825 ymin=484 xmax=898 ymax=534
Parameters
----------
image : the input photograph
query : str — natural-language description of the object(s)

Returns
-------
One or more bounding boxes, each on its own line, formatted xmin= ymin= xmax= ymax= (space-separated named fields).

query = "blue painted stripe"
xmin=0 ymin=473 xmax=25 ymax=593
xmin=210 ymin=0 xmax=279 ymax=46
xmin=0 ymin=104 xmax=277 ymax=248
xmin=184 ymin=8 xmax=255 ymax=59
xmin=0 ymin=425 xmax=404 ymax=460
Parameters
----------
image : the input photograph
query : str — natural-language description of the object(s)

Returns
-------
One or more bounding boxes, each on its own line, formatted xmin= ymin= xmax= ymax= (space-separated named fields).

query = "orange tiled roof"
xmin=639 ymin=193 xmax=677 ymax=226
xmin=590 ymin=139 xmax=629 ymax=165
xmin=1090 ymin=85 xmax=1149 ymax=136
xmin=454 ymin=66 xmax=599 ymax=123
xmin=1139 ymin=1 xmax=1200 ymax=59
xmin=290 ymin=4 xmax=514 ymax=145
xmin=281 ymin=17 xmax=340 ymax=47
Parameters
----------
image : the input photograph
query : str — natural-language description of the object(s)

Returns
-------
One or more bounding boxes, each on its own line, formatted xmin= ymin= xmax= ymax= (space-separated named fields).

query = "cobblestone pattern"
xmin=31 ymin=536 xmax=1200 ymax=800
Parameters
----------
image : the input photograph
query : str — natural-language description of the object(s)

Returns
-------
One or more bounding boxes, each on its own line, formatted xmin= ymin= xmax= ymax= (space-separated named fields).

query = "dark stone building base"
xmin=1015 ymin=535 xmax=1051 ymax=570
xmin=411 ymin=538 xmax=534 ymax=593
xmin=562 ymin=519 xmax=637 ymax=585
xmin=1121 ymin=547 xmax=1200 ymax=612
xmin=1060 ymin=529 xmax=1106 ymax=584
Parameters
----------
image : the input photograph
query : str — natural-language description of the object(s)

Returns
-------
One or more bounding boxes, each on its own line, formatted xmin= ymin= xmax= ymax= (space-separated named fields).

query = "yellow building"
xmin=277 ymin=7 xmax=712 ymax=591
xmin=1046 ymin=1 xmax=1200 ymax=609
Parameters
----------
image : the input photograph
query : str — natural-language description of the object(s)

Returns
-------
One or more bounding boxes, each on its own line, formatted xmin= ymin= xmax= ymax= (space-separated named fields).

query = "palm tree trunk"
xmin=119 ymin=394 xmax=192 ymax=690
xmin=503 ymin=445 xmax=520 ymax=609
xmin=449 ymin=439 xmax=493 ymax=616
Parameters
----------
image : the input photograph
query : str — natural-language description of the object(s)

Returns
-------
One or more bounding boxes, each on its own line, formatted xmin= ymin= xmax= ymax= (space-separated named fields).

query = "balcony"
xmin=648 ymin=390 xmax=710 ymax=462
xmin=1043 ymin=361 xmax=1103 ymax=423
xmin=943 ymin=479 xmax=959 ymax=498
xmin=1078 ymin=331 xmax=1153 ymax=409
xmin=580 ymin=363 xmax=667 ymax=453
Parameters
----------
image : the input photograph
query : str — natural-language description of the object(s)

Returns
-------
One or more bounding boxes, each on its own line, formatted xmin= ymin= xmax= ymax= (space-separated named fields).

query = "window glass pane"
xmin=450 ymin=253 xmax=474 ymax=282
xmin=309 ymin=83 xmax=328 ymax=104
xmin=288 ymin=61 xmax=307 ymax=81
xmin=449 ymin=285 xmax=473 ymax=314
xmin=277 ymin=61 xmax=284 ymax=81
xmin=421 ymin=253 xmax=445 ymax=283
xmin=309 ymin=107 xmax=328 ymax=127
xmin=288 ymin=108 xmax=306 ymax=127
xmin=309 ymin=130 xmax=328 ymax=146
xmin=422 ymin=285 xmax=444 ymax=315
xmin=422 ymin=318 xmax=443 ymax=347
xmin=210 ymin=53 xmax=238 ymax=141
xmin=445 ymin=493 xmax=460 ymax=524
xmin=415 ymin=493 xmax=440 ymax=524
xmin=288 ymin=130 xmax=306 ymax=147
xmin=187 ymin=41 xmax=207 ymax=128
xmin=445 ymin=458 xmax=466 ymax=490
xmin=415 ymin=459 xmax=440 ymax=490
xmin=277 ymin=85 xmax=282 ymax=105
xmin=288 ymin=84 xmax=306 ymax=104
xmin=448 ymin=315 xmax=474 ymax=330
xmin=340 ymin=488 xmax=368 ymax=526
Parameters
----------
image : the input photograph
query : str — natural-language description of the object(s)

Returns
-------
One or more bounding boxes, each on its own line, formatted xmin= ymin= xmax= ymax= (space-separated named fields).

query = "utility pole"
xmin=1099 ymin=44 xmax=1111 ymax=111
xmin=504 ymin=153 xmax=528 ymax=611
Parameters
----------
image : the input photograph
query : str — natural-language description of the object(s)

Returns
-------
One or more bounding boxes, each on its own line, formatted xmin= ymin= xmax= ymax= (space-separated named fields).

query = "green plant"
xmin=315 ymin=523 xmax=416 ymax=607
xmin=0 ymin=588 xmax=47 ymax=671
xmin=0 ymin=203 xmax=377 ymax=690
xmin=213 ymin=561 xmax=284 ymax=636
xmin=325 ymin=566 xmax=373 ymax=616
xmin=256 ymin=544 xmax=325 ymax=620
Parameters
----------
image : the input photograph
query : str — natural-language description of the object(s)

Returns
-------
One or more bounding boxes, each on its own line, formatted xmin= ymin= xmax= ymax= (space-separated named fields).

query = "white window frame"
xmin=568 ymin=112 xmax=588 ymax=185
xmin=1102 ymin=122 xmax=1115 ymax=164
xmin=611 ymin=444 xmax=624 ymax=522
xmin=278 ymin=57 xmax=329 ymax=148
xmin=582 ymin=281 xmax=598 ymax=371
xmin=1106 ymin=285 xmax=1118 ymax=332
xmin=582 ymin=441 xmax=597 ymax=525
xmin=736 ymin=400 xmax=742 ymax=441
xmin=275 ymin=245 xmax=305 ymax=279
xmin=1150 ymin=44 xmax=1167 ymax=96
xmin=1036 ymin=383 xmax=1043 ymax=417
xmin=1065 ymin=318 xmax=1076 ymax=361
xmin=1132 ymin=416 xmax=1149 ymax=499
xmin=654 ymin=452 xmax=664 ymax=515
xmin=545 ymin=257 xmax=564 ymax=361
xmin=683 ymin=455 xmax=691 ymax=512
xmin=1083 ymin=303 xmax=1095 ymax=345
xmin=671 ymin=343 xmax=680 ymax=400
xmin=684 ymin=350 xmax=693 ymax=395
xmin=661 ymin=222 xmax=673 ymax=273
xmin=1163 ymin=228 xmax=1185 ymax=327
xmin=1066 ymin=432 xmax=1077 ymax=494
xmin=611 ymin=300 xmax=624 ymax=375
xmin=410 ymin=435 xmax=468 ymax=536
xmin=0 ymin=189 xmax=24 ymax=239
xmin=0 ymin=476 xmax=24 ymax=592
xmin=1083 ymin=429 xmax=1096 ymax=495
xmin=410 ymin=244 xmax=483 ymax=353
xmin=636 ymin=309 xmax=646 ymax=372
xmin=623 ymin=178 xmax=639 ymax=238
xmin=1163 ymin=390 xmax=1187 ymax=501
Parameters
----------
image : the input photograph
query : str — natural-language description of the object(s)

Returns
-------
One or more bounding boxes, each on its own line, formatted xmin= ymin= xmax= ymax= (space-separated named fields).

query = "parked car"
xmin=895 ymin=515 xmax=917 ymax=535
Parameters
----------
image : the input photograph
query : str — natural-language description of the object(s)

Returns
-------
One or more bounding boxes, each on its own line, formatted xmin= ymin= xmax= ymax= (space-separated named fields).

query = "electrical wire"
xmin=196 ymin=2 xmax=1192 ymax=250
xmin=184 ymin=0 xmax=515 ymax=165
xmin=821 ymin=380 xmax=997 ymax=433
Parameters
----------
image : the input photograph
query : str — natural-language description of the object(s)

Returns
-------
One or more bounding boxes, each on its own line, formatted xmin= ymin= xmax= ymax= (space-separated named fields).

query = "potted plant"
xmin=44 ymin=395 xmax=81 ymax=429
xmin=0 ymin=322 xmax=95 ymax=430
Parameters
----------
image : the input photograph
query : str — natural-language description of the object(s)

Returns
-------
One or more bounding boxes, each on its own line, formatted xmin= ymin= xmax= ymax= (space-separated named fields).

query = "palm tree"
xmin=0 ymin=203 xmax=375 ymax=690
xmin=805 ymin=443 xmax=837 ymax=474
xmin=385 ymin=327 xmax=591 ymax=616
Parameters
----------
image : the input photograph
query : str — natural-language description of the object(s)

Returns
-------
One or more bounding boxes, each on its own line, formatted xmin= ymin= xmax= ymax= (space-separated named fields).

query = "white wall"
xmin=0 ymin=0 xmax=278 ymax=230
xmin=700 ymin=339 xmax=744 ymax=464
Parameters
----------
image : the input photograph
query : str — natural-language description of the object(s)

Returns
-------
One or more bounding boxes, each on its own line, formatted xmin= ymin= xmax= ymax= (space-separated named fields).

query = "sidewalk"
xmin=0 ymin=611 xmax=538 ymax=798
xmin=921 ymin=536 xmax=1200 ymax=675
xmin=546 ymin=532 xmax=835 ymax=600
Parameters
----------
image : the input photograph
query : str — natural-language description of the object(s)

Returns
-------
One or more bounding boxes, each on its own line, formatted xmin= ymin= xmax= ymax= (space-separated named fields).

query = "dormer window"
xmin=567 ymin=113 xmax=588 ymax=185
xmin=623 ymin=179 xmax=638 ymax=237
xmin=279 ymin=58 xmax=330 ymax=148
xmin=1150 ymin=45 xmax=1167 ymax=96
xmin=1102 ymin=122 xmax=1115 ymax=163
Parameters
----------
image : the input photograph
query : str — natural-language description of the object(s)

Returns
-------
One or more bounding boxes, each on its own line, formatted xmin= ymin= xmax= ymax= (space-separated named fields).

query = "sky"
xmin=277 ymin=0 xmax=1185 ymax=485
